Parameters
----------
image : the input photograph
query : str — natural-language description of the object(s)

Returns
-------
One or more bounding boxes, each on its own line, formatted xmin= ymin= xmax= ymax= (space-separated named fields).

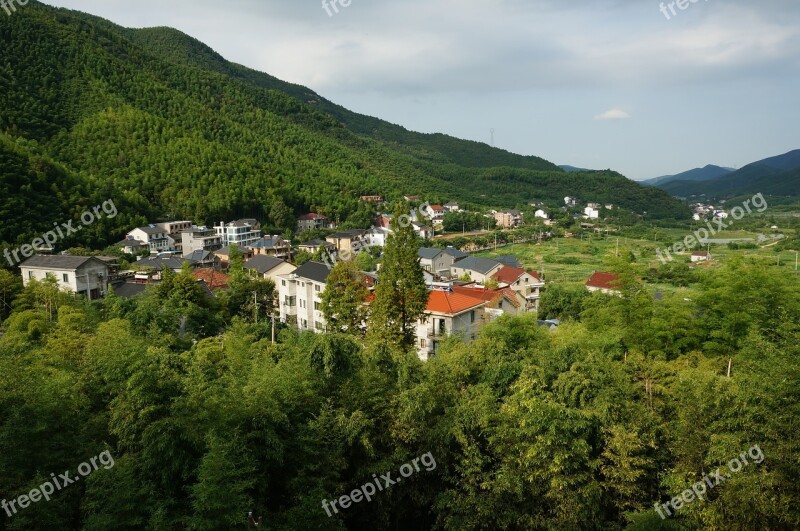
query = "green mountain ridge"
xmin=0 ymin=2 xmax=688 ymax=253
xmin=658 ymin=150 xmax=800 ymax=198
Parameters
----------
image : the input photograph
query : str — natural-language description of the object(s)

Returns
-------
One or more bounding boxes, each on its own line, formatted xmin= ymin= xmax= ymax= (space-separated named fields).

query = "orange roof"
xmin=192 ymin=269 xmax=231 ymax=291
xmin=452 ymin=285 xmax=521 ymax=308
xmin=492 ymin=266 xmax=541 ymax=284
xmin=426 ymin=290 xmax=486 ymax=315
xmin=430 ymin=204 xmax=445 ymax=211
xmin=586 ymin=272 xmax=621 ymax=290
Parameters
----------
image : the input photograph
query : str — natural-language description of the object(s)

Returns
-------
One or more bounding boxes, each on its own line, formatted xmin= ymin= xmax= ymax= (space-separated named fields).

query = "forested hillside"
xmin=0 ymin=2 xmax=687 ymax=253
xmin=1 ymin=256 xmax=798 ymax=529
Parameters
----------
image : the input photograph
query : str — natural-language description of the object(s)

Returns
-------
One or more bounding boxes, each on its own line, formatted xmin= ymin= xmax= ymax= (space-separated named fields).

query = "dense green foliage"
xmin=0 ymin=258 xmax=798 ymax=529
xmin=0 ymin=2 xmax=687 ymax=256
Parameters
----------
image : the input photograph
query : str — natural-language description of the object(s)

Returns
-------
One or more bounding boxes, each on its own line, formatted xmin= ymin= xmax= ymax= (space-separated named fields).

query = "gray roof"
xmin=294 ymin=261 xmax=331 ymax=284
xmin=136 ymin=256 xmax=196 ymax=270
xmin=418 ymin=248 xmax=444 ymax=260
xmin=496 ymin=255 xmax=523 ymax=268
xmin=453 ymin=256 xmax=502 ymax=275
xmin=443 ymin=247 xmax=469 ymax=259
xmin=187 ymin=249 xmax=217 ymax=263
xmin=245 ymin=255 xmax=287 ymax=274
xmin=110 ymin=282 xmax=149 ymax=299
xmin=135 ymin=226 xmax=165 ymax=235
xmin=249 ymin=236 xmax=289 ymax=250
xmin=20 ymin=255 xmax=106 ymax=270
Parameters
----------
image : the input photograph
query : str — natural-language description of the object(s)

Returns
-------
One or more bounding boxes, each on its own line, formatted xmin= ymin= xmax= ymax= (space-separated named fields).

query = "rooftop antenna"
xmin=490 ymin=128 xmax=495 ymax=147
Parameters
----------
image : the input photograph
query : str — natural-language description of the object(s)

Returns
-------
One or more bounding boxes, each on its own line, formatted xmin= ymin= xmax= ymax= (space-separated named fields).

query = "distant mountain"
xmin=559 ymin=165 xmax=597 ymax=173
xmin=0 ymin=2 xmax=690 ymax=252
xmin=642 ymin=165 xmax=734 ymax=187
xmin=657 ymin=150 xmax=800 ymax=198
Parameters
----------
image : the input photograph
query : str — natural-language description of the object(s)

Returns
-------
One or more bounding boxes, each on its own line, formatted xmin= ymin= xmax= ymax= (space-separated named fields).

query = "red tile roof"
xmin=492 ymin=266 xmax=542 ymax=284
xmin=426 ymin=290 xmax=486 ymax=315
xmin=298 ymin=213 xmax=326 ymax=221
xmin=430 ymin=204 xmax=445 ymax=211
xmin=452 ymin=285 xmax=521 ymax=308
xmin=192 ymin=269 xmax=231 ymax=291
xmin=586 ymin=272 xmax=621 ymax=290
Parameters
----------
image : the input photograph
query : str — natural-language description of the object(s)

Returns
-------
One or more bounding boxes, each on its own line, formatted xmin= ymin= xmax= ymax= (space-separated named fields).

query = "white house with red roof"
xmin=491 ymin=266 xmax=545 ymax=311
xmin=415 ymin=288 xmax=488 ymax=360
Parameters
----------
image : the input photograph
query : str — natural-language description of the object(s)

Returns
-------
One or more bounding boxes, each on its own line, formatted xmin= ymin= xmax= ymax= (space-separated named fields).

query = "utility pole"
xmin=253 ymin=291 xmax=259 ymax=324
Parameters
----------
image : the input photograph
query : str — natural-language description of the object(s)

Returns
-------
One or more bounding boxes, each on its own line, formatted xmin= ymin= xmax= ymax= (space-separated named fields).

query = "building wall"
xmin=21 ymin=262 xmax=110 ymax=299
xmin=415 ymin=307 xmax=486 ymax=360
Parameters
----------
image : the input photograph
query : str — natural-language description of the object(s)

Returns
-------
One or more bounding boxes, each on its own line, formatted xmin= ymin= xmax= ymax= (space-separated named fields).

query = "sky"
xmin=42 ymin=0 xmax=800 ymax=181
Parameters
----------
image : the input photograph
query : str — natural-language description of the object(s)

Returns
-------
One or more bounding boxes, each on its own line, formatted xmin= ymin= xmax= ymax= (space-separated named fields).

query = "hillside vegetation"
xmin=0 ymin=2 xmax=688 ymax=253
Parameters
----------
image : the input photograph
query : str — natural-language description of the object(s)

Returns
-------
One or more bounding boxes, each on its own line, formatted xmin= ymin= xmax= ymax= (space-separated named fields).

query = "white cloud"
xmin=594 ymin=109 xmax=630 ymax=121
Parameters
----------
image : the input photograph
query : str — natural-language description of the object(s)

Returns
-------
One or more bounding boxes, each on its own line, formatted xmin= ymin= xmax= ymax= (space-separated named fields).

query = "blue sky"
xmin=43 ymin=0 xmax=800 ymax=180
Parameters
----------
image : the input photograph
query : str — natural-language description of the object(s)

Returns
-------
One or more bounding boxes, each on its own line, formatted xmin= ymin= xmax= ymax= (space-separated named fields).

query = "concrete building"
xmin=20 ymin=255 xmax=111 ymax=300
xmin=415 ymin=288 xmax=488 ymax=360
xmin=181 ymin=226 xmax=223 ymax=257
xmin=277 ymin=261 xmax=331 ymax=332
xmin=215 ymin=219 xmax=262 ymax=248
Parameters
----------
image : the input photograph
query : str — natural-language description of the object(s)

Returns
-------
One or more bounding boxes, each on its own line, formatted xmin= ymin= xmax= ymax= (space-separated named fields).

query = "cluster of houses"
xmin=14 ymin=203 xmax=628 ymax=361
xmin=691 ymin=203 xmax=729 ymax=222
xmin=274 ymin=247 xmax=546 ymax=360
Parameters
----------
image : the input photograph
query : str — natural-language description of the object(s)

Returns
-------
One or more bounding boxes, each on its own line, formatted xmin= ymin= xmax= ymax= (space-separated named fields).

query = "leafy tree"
xmin=320 ymin=259 xmax=368 ymax=335
xmin=367 ymin=207 xmax=428 ymax=349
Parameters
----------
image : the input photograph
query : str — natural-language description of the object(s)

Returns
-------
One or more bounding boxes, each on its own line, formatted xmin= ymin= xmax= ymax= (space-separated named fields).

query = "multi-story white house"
xmin=215 ymin=219 xmax=262 ymax=248
xmin=181 ymin=226 xmax=223 ymax=257
xmin=415 ymin=288 xmax=488 ymax=360
xmin=20 ymin=255 xmax=111 ymax=300
xmin=156 ymin=221 xmax=193 ymax=253
xmin=127 ymin=225 xmax=170 ymax=254
xmin=277 ymin=261 xmax=331 ymax=332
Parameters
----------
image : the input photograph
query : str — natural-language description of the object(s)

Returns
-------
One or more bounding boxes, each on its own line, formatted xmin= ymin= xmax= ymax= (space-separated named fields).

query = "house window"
xmin=28 ymin=272 xmax=34 ymax=280
xmin=420 ymin=339 xmax=427 ymax=349
xmin=282 ymin=280 xmax=286 ymax=286
xmin=314 ymin=302 xmax=320 ymax=311
xmin=470 ymin=311 xmax=476 ymax=323
xmin=62 ymin=274 xmax=69 ymax=283
xmin=315 ymin=285 xmax=321 ymax=292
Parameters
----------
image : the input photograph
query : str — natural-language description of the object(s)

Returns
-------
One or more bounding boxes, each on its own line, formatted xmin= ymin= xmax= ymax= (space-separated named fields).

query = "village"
xmin=14 ymin=197 xmax=627 ymax=361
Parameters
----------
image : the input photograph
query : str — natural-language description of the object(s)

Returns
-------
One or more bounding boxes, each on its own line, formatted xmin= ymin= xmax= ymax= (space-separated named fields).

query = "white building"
xmin=534 ymin=209 xmax=549 ymax=220
xmin=215 ymin=219 xmax=262 ymax=248
xmin=415 ymin=288 xmax=488 ymax=360
xmin=584 ymin=206 xmax=600 ymax=220
xmin=181 ymin=226 xmax=223 ymax=257
xmin=127 ymin=225 xmax=170 ymax=254
xmin=20 ymin=256 xmax=111 ymax=300
xmin=277 ymin=261 xmax=331 ymax=332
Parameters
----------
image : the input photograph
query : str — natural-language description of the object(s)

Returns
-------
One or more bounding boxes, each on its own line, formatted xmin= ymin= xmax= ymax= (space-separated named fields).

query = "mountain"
xmin=642 ymin=164 xmax=734 ymax=187
xmin=658 ymin=150 xmax=800 ymax=198
xmin=559 ymin=165 xmax=598 ymax=173
xmin=0 ymin=2 xmax=689 ymax=252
